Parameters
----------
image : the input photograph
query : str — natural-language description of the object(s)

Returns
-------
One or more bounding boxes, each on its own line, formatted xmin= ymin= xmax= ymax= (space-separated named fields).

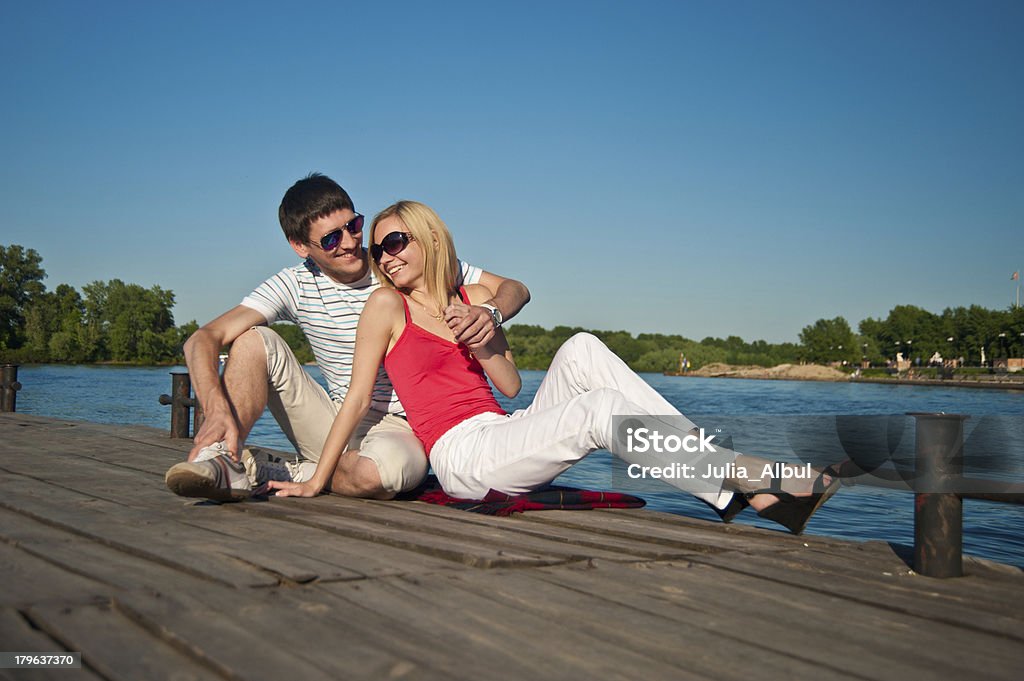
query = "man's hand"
xmin=187 ymin=405 xmax=242 ymax=462
xmin=445 ymin=302 xmax=496 ymax=349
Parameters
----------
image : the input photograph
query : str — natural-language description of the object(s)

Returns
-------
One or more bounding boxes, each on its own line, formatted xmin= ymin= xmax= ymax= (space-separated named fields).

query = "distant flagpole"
xmin=1014 ymin=270 xmax=1021 ymax=308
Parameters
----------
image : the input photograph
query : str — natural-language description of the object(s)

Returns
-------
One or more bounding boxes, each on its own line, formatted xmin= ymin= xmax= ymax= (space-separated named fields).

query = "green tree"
xmin=0 ymin=244 xmax=46 ymax=350
xmin=799 ymin=317 xmax=856 ymax=363
xmin=270 ymin=322 xmax=315 ymax=364
xmin=81 ymin=279 xmax=177 ymax=362
xmin=23 ymin=284 xmax=85 ymax=361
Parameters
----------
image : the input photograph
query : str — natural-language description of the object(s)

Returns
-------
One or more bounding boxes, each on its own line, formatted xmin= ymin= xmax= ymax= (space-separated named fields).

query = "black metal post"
xmin=911 ymin=413 xmax=967 ymax=578
xmin=1 ymin=364 xmax=21 ymax=413
xmin=159 ymin=372 xmax=195 ymax=438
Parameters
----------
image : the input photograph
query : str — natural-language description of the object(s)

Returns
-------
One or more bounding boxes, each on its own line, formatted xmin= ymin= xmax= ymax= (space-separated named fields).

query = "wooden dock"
xmin=1 ymin=412 xmax=1021 ymax=681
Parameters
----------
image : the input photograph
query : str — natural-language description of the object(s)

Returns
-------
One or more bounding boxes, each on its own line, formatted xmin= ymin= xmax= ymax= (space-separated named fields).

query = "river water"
xmin=13 ymin=364 xmax=1024 ymax=568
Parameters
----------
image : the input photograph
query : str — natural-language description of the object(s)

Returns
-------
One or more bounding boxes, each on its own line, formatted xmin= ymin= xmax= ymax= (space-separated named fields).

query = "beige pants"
xmin=252 ymin=326 xmax=427 ymax=493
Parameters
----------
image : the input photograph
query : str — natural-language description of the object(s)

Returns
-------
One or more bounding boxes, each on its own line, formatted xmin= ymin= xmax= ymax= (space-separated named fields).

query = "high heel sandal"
xmin=748 ymin=465 xmax=843 ymax=535
xmin=711 ymin=493 xmax=750 ymax=523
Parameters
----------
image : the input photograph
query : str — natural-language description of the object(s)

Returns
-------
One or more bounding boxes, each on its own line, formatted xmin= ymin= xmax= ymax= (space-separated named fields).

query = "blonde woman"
xmin=269 ymin=201 xmax=841 ymax=533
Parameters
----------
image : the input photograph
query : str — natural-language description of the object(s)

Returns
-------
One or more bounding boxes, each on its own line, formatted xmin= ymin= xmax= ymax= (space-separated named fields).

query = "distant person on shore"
xmin=164 ymin=174 xmax=530 ymax=501
xmin=267 ymin=201 xmax=843 ymax=534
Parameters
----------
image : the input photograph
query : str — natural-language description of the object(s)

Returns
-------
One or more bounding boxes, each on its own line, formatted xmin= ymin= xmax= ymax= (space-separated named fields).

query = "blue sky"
xmin=2 ymin=0 xmax=1021 ymax=343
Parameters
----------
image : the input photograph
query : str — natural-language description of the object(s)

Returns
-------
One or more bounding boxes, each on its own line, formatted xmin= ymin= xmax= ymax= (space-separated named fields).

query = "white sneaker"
xmin=193 ymin=441 xmax=232 ymax=462
xmin=245 ymin=448 xmax=318 ymax=485
xmin=165 ymin=449 xmax=317 ymax=501
xmin=165 ymin=453 xmax=253 ymax=502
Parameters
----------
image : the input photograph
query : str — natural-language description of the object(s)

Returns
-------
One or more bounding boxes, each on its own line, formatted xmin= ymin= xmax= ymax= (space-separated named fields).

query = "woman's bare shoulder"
xmin=366 ymin=288 xmax=405 ymax=315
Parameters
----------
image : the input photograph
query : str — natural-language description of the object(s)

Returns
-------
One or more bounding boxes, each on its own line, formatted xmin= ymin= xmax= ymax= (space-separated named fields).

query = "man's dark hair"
xmin=278 ymin=173 xmax=355 ymax=243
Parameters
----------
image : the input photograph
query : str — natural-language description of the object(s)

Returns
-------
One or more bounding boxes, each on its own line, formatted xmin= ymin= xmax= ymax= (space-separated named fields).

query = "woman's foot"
xmin=745 ymin=466 xmax=842 ymax=534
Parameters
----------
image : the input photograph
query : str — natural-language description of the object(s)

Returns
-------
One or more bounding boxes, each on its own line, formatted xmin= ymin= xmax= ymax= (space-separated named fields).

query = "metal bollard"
xmin=1 ymin=364 xmax=22 ymax=413
xmin=911 ymin=413 xmax=967 ymax=578
xmin=159 ymin=372 xmax=199 ymax=438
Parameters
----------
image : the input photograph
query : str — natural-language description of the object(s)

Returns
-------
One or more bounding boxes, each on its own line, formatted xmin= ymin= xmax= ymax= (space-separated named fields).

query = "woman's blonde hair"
xmin=369 ymin=200 xmax=459 ymax=315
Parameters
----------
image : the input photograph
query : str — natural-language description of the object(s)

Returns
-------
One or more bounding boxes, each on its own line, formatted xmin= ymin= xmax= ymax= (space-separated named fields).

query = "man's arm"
xmin=446 ymin=271 xmax=530 ymax=349
xmin=183 ymin=304 xmax=268 ymax=461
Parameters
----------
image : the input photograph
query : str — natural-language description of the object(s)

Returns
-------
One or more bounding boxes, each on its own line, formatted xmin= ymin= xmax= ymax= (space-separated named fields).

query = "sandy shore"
xmin=684 ymin=362 xmax=848 ymax=381
xmin=669 ymin=363 xmax=1024 ymax=390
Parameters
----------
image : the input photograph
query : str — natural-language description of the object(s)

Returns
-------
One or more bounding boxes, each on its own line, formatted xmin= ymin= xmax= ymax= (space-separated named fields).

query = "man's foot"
xmin=193 ymin=441 xmax=232 ymax=462
xmin=165 ymin=449 xmax=316 ymax=502
xmin=165 ymin=453 xmax=253 ymax=502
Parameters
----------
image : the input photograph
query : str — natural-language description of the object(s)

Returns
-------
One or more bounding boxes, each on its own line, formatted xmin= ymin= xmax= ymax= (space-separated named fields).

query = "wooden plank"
xmin=691 ymin=544 xmax=1024 ymax=643
xmin=0 ymin=609 xmax=106 ymax=681
xmin=233 ymin=498 xmax=580 ymax=569
xmin=519 ymin=507 xmax=818 ymax=553
xmin=26 ymin=601 xmax=223 ymax=681
xmin=295 ymin=495 xmax=707 ymax=563
xmin=108 ymin=585 xmax=438 ymax=680
xmin=316 ymin=574 xmax=708 ymax=681
xmin=0 ymin=473 xmax=295 ymax=588
xmin=526 ymin=559 xmax=1023 ymax=681
xmin=0 ymin=541 xmax=110 ymax=610
xmin=361 ymin=498 xmax=728 ymax=560
xmin=415 ymin=565 xmax=874 ymax=681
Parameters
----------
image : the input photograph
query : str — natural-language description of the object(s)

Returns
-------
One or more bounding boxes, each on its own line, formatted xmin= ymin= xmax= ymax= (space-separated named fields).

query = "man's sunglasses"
xmin=371 ymin=231 xmax=415 ymax=263
xmin=315 ymin=214 xmax=364 ymax=251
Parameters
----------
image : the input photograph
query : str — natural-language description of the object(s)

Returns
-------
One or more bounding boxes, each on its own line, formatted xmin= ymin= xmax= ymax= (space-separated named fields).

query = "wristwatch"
xmin=481 ymin=303 xmax=503 ymax=328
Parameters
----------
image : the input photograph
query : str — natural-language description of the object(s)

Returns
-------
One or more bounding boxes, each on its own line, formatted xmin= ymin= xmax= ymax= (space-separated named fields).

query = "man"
xmin=165 ymin=173 xmax=529 ymax=501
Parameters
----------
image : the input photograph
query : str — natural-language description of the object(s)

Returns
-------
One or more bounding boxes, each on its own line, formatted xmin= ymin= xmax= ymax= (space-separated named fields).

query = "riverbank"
xmin=680 ymin=362 xmax=848 ymax=381
xmin=667 ymin=362 xmax=1024 ymax=390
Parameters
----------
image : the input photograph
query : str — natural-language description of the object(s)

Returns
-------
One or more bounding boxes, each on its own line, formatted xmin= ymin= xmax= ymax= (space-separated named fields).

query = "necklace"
xmin=409 ymin=292 xmax=445 ymax=321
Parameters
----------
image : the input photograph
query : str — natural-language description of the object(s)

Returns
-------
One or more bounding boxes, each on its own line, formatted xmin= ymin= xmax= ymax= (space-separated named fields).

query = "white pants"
xmin=429 ymin=333 xmax=737 ymax=508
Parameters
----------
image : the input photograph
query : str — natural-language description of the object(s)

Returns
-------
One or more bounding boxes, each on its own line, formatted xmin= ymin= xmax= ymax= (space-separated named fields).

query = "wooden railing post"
xmin=1 ymin=364 xmax=21 ymax=413
xmin=159 ymin=372 xmax=200 ymax=438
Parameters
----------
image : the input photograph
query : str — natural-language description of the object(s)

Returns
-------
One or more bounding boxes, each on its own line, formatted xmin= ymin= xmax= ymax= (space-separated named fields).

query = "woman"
xmin=269 ymin=201 xmax=841 ymax=533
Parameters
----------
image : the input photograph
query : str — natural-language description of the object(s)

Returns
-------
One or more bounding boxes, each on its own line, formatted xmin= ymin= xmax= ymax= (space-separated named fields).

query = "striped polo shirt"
xmin=241 ymin=257 xmax=482 ymax=413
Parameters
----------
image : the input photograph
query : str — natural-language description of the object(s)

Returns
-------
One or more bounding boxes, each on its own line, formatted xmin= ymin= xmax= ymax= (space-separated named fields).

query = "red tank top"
xmin=384 ymin=288 xmax=507 ymax=455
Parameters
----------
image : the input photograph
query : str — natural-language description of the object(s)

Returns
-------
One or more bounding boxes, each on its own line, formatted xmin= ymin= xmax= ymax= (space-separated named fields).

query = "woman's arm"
xmin=463 ymin=284 xmax=521 ymax=398
xmin=268 ymin=289 xmax=402 ymax=497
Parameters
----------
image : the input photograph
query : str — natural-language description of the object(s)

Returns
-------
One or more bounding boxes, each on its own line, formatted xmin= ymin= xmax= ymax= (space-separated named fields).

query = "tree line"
xmin=799 ymin=305 xmax=1024 ymax=367
xmin=508 ymin=305 xmax=1024 ymax=372
xmin=3 ymin=243 xmax=1021 ymax=369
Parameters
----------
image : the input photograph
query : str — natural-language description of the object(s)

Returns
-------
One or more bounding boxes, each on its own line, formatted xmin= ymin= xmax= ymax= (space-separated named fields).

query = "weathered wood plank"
xmin=525 ymin=559 xmax=1023 ymax=680
xmin=0 ymin=473 xmax=292 ymax=588
xmin=519 ymin=506 xmax=820 ymax=553
xmin=316 ymin=574 xmax=709 ymax=681
xmin=0 ymin=609 xmax=106 ymax=681
xmin=690 ymin=544 xmax=1024 ymax=643
xmin=0 ymin=541 xmax=110 ymax=609
xmin=108 ymin=585 xmax=440 ymax=680
xmin=26 ymin=601 xmax=223 ymax=681
xmin=180 ymin=509 xmax=463 ymax=580
xmin=291 ymin=495 xmax=708 ymax=563
xmin=234 ymin=497 xmax=582 ymax=569
xmin=363 ymin=498 xmax=732 ymax=560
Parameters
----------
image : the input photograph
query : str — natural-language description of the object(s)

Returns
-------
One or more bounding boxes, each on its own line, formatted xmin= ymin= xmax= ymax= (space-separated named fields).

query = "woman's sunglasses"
xmin=315 ymin=213 xmax=364 ymax=251
xmin=371 ymin=231 xmax=415 ymax=263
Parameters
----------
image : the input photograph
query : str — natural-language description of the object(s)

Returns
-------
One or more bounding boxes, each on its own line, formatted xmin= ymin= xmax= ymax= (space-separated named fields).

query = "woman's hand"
xmin=265 ymin=479 xmax=324 ymax=498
